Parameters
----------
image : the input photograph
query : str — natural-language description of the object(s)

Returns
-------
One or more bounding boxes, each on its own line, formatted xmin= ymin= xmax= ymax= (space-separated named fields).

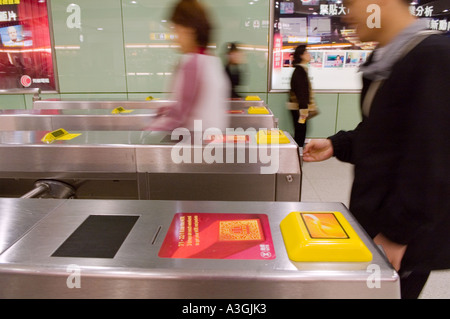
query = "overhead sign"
xmin=270 ymin=0 xmax=376 ymax=91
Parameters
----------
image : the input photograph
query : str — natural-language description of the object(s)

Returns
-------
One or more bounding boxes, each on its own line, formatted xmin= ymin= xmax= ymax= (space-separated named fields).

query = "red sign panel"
xmin=159 ymin=213 xmax=276 ymax=260
xmin=0 ymin=0 xmax=56 ymax=91
xmin=273 ymin=33 xmax=282 ymax=69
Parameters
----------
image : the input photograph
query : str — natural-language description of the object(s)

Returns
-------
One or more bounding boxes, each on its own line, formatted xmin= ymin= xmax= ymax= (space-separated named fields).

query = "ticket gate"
xmin=0 ymin=106 xmax=277 ymax=131
xmin=0 ymin=198 xmax=400 ymax=299
xmin=0 ymin=129 xmax=301 ymax=201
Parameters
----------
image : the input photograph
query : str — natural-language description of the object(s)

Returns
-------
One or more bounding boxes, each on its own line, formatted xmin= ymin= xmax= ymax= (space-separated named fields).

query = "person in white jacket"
xmin=147 ymin=0 xmax=230 ymax=133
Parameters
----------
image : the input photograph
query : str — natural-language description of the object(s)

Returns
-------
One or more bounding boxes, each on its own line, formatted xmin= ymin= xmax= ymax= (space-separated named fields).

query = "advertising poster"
xmin=159 ymin=213 xmax=276 ymax=260
xmin=270 ymin=0 xmax=376 ymax=91
xmin=0 ymin=0 xmax=56 ymax=91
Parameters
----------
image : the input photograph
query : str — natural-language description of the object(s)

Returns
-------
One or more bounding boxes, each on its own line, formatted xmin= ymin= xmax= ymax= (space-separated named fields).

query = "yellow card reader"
xmin=256 ymin=129 xmax=290 ymax=144
xmin=111 ymin=106 xmax=134 ymax=114
xmin=280 ymin=211 xmax=373 ymax=264
xmin=245 ymin=95 xmax=261 ymax=101
xmin=248 ymin=106 xmax=270 ymax=115
xmin=41 ymin=128 xmax=82 ymax=144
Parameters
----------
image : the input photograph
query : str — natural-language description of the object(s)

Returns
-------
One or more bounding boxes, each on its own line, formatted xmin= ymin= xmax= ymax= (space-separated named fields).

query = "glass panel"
xmin=51 ymin=0 xmax=127 ymax=93
xmin=212 ymin=0 xmax=269 ymax=93
xmin=122 ymin=0 xmax=269 ymax=94
xmin=122 ymin=0 xmax=180 ymax=93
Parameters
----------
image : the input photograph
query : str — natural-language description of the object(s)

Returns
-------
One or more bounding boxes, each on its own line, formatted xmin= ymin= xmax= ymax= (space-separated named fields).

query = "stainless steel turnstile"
xmin=0 ymin=107 xmax=277 ymax=131
xmin=0 ymin=199 xmax=400 ymax=299
xmin=0 ymin=130 xmax=301 ymax=201
xmin=33 ymin=99 xmax=266 ymax=110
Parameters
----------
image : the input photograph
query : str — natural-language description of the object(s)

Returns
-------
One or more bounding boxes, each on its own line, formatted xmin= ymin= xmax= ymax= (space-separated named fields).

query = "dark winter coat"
xmin=329 ymin=34 xmax=450 ymax=271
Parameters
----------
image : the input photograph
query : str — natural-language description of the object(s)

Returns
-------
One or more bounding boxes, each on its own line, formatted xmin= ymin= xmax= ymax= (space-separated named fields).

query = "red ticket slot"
xmin=159 ymin=213 xmax=275 ymax=260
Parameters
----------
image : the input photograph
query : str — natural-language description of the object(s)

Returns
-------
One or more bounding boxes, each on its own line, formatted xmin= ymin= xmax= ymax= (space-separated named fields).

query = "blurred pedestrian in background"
xmin=224 ymin=42 xmax=246 ymax=99
xmin=147 ymin=0 xmax=230 ymax=132
xmin=286 ymin=44 xmax=312 ymax=147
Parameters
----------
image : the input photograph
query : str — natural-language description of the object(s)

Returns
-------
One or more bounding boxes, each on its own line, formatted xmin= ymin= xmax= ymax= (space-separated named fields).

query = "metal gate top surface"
xmin=0 ymin=199 xmax=399 ymax=299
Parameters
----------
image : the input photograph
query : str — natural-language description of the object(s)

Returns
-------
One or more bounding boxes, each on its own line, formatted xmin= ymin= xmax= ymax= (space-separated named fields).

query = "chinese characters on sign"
xmin=319 ymin=4 xmax=348 ymax=16
xmin=430 ymin=19 xmax=450 ymax=31
xmin=0 ymin=0 xmax=21 ymax=5
xmin=272 ymin=1 xmax=448 ymax=91
xmin=410 ymin=5 xmax=434 ymax=17
xmin=409 ymin=5 xmax=450 ymax=32
xmin=273 ymin=33 xmax=282 ymax=69
xmin=0 ymin=10 xmax=16 ymax=21
xmin=318 ymin=4 xmax=441 ymax=20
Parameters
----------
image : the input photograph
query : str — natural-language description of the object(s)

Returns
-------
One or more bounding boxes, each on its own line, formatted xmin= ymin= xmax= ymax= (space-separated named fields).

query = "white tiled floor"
xmin=300 ymin=155 xmax=450 ymax=299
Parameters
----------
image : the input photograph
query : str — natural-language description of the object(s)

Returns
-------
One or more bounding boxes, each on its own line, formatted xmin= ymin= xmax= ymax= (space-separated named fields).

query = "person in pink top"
xmin=147 ymin=0 xmax=230 ymax=132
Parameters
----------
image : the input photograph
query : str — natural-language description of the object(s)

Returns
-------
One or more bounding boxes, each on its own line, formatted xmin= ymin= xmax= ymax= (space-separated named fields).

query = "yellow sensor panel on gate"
xmin=248 ymin=106 xmax=270 ymax=115
xmin=280 ymin=211 xmax=373 ymax=263
xmin=245 ymin=95 xmax=261 ymax=101
xmin=111 ymin=106 xmax=134 ymax=114
xmin=41 ymin=128 xmax=82 ymax=144
xmin=256 ymin=129 xmax=290 ymax=144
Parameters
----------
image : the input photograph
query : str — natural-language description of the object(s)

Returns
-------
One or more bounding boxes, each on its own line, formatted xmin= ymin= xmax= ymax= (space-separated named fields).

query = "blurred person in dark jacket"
xmin=303 ymin=0 xmax=450 ymax=298
xmin=224 ymin=42 xmax=246 ymax=99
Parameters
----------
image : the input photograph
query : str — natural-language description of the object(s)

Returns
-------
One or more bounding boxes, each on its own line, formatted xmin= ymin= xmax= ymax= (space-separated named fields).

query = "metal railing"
xmin=0 ymin=88 xmax=41 ymax=101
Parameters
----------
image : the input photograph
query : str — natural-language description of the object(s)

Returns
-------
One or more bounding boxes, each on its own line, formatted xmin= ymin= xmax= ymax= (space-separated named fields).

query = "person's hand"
xmin=303 ymin=139 xmax=334 ymax=162
xmin=373 ymin=233 xmax=408 ymax=271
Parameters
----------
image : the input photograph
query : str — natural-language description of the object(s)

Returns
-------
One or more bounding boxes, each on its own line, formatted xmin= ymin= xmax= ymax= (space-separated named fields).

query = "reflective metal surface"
xmin=20 ymin=180 xmax=76 ymax=199
xmin=0 ymin=199 xmax=400 ymax=299
xmin=0 ymin=108 xmax=157 ymax=131
xmin=33 ymin=99 xmax=266 ymax=110
xmin=0 ymin=130 xmax=301 ymax=201
xmin=0 ymin=88 xmax=41 ymax=101
xmin=0 ymin=198 xmax=65 ymax=254
xmin=0 ymin=107 xmax=277 ymax=131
